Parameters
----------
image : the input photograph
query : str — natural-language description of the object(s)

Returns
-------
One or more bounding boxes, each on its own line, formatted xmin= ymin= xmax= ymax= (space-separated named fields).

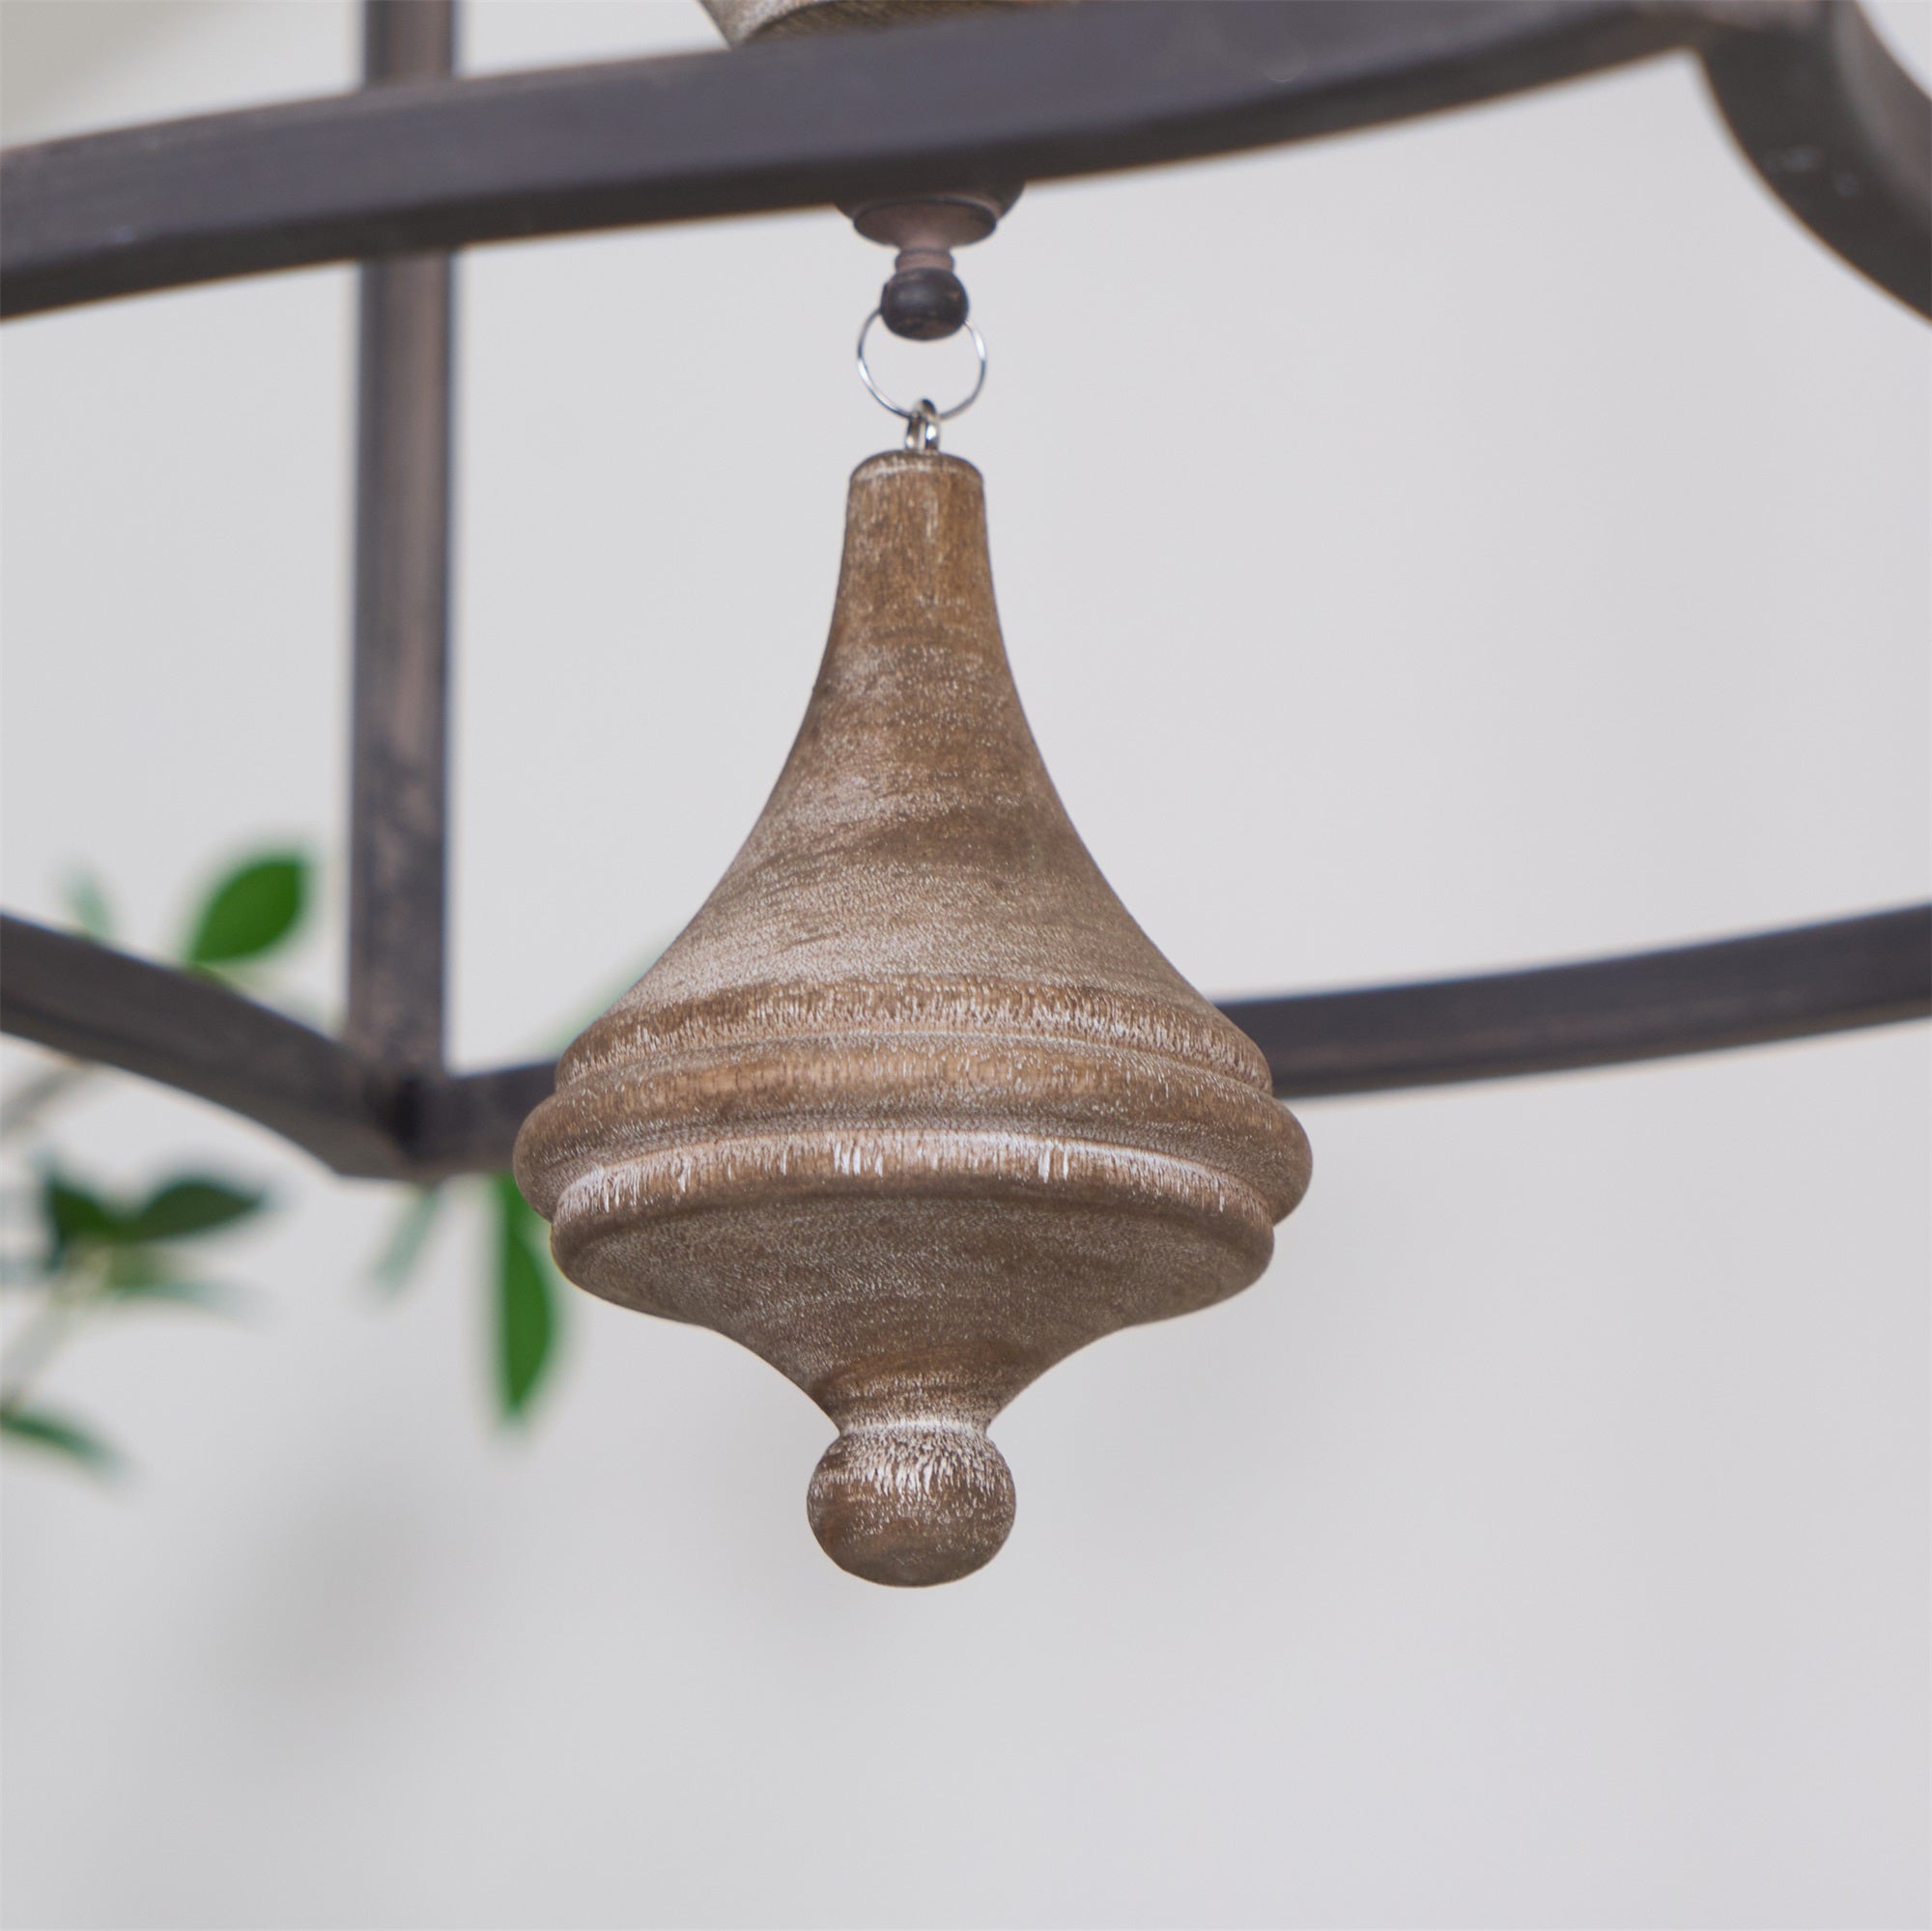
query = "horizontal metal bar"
xmin=0 ymin=916 xmax=407 ymax=1178
xmin=0 ymin=0 xmax=1703 ymax=319
xmin=400 ymin=906 xmax=1932 ymax=1171
xmin=1701 ymin=0 xmax=1931 ymax=317
xmin=7 ymin=909 xmax=1924 ymax=1177
xmin=1224 ymin=904 xmax=1932 ymax=1099
xmin=405 ymin=1064 xmax=556 ymax=1180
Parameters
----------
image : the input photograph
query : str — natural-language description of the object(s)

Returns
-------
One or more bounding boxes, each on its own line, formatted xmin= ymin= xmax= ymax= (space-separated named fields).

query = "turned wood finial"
xmin=514 ymin=452 xmax=1310 ymax=1585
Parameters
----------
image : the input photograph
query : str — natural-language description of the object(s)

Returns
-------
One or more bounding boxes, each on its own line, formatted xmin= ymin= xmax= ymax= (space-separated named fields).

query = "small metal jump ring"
xmin=905 ymin=402 xmax=941 ymax=453
xmin=856 ymin=309 xmax=987 ymax=446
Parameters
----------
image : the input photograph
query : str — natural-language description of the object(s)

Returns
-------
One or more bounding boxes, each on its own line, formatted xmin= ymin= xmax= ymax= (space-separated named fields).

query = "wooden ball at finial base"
xmin=808 ymin=1421 xmax=1015 ymax=1585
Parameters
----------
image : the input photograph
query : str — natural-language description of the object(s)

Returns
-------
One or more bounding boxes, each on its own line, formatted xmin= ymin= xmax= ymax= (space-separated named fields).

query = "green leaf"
xmin=38 ymin=1169 xmax=268 ymax=1267
xmin=114 ymin=1278 xmax=240 ymax=1315
xmin=102 ymin=1250 xmax=241 ymax=1314
xmin=0 ymin=1406 xmax=120 ymax=1474
xmin=183 ymin=852 xmax=308 ymax=968
xmin=40 ymin=1169 xmax=122 ymax=1264
xmin=62 ymin=870 xmax=114 ymax=944
xmin=372 ymin=1185 xmax=445 ymax=1297
xmin=123 ymin=1178 xmax=267 ymax=1243
xmin=492 ymin=1174 xmax=556 ymax=1421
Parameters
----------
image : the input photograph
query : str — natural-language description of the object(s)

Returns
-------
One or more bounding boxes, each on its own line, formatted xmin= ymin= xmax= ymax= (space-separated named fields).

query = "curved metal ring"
xmin=4 ymin=6 xmax=1925 ymax=323
xmin=856 ymin=309 xmax=987 ymax=424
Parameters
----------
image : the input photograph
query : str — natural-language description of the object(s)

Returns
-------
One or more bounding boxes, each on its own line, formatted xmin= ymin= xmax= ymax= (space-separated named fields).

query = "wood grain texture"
xmin=515 ymin=453 xmax=1309 ymax=1584
xmin=8 ymin=907 xmax=1918 ymax=1183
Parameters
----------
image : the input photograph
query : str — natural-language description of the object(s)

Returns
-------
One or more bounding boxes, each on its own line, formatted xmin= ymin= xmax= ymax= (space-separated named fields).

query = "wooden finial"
xmin=514 ymin=452 xmax=1310 ymax=1584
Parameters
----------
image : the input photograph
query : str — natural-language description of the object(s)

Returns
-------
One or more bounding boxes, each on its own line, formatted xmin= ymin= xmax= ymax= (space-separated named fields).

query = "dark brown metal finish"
xmin=0 ymin=918 xmax=405 ymax=1178
xmin=9 ymin=4 xmax=1925 ymax=328
xmin=420 ymin=907 xmax=1931 ymax=1160
xmin=410 ymin=1064 xmax=559 ymax=1178
xmin=0 ymin=3 xmax=1714 ymax=320
xmin=1225 ymin=904 xmax=1932 ymax=1098
xmin=362 ymin=0 xmax=453 ymax=88
xmin=13 ymin=908 xmax=1912 ymax=1184
xmin=346 ymin=0 xmax=456 ymax=1072
xmin=1702 ymin=0 xmax=1931 ymax=316
xmin=0 ymin=1 xmax=1924 ymax=1207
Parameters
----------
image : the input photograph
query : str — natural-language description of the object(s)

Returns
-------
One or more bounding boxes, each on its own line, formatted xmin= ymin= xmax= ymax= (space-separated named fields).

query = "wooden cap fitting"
xmin=838 ymin=189 xmax=1020 ymax=340
xmin=695 ymin=0 xmax=1031 ymax=340
xmin=513 ymin=453 xmax=1311 ymax=1585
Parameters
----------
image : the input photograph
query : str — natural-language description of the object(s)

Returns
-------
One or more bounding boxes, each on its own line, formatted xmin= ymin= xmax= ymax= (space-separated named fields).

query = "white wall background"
xmin=2 ymin=4 xmax=1926 ymax=1926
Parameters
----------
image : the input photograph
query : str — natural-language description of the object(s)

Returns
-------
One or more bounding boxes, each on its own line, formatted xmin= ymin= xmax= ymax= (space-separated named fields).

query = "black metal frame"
xmin=1 ymin=0 xmax=1926 ymax=1183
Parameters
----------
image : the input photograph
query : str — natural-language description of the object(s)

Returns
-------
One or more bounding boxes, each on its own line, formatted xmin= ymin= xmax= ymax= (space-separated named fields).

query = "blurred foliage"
xmin=44 ymin=1171 xmax=265 ymax=1261
xmin=372 ymin=1183 xmax=444 ymax=1297
xmin=492 ymin=1175 xmax=557 ymax=1420
xmin=0 ymin=1407 xmax=119 ymax=1474
xmin=182 ymin=852 xmax=306 ymax=970
xmin=0 ymin=850 xmax=304 ymax=1473
xmin=365 ymin=1175 xmax=564 ymax=1425
xmin=61 ymin=871 xmax=113 ymax=945
xmin=0 ymin=1163 xmax=270 ymax=1472
xmin=363 ymin=961 xmax=668 ymax=1425
xmin=2 ymin=842 xmax=580 ymax=1479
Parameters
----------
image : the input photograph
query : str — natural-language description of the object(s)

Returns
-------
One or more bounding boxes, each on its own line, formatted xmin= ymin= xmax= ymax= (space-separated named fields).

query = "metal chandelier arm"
xmin=2 ymin=1 xmax=1924 ymax=1192
xmin=0 ymin=917 xmax=409 ymax=1179
xmin=1702 ymin=0 xmax=1932 ymax=317
xmin=4 ymin=2 xmax=1927 ymax=324
xmin=4 ymin=909 xmax=1925 ymax=1181
xmin=1222 ymin=903 xmax=1932 ymax=1099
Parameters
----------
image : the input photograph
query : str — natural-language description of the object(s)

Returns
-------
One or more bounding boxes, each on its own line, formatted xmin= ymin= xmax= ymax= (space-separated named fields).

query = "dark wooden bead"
xmin=880 ymin=266 xmax=969 ymax=341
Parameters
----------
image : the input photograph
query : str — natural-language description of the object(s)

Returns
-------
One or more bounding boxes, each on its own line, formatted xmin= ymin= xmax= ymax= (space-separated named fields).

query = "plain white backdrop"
xmin=2 ymin=3 xmax=1927 ymax=1926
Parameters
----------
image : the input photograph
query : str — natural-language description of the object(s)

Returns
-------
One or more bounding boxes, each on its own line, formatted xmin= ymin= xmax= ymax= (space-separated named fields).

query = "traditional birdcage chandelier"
xmin=3 ymin=0 xmax=1926 ymax=1583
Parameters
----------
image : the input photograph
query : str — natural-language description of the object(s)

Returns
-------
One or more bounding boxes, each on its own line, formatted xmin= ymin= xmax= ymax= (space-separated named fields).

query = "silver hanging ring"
xmin=856 ymin=309 xmax=987 ymax=445
xmin=904 ymin=401 xmax=941 ymax=453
